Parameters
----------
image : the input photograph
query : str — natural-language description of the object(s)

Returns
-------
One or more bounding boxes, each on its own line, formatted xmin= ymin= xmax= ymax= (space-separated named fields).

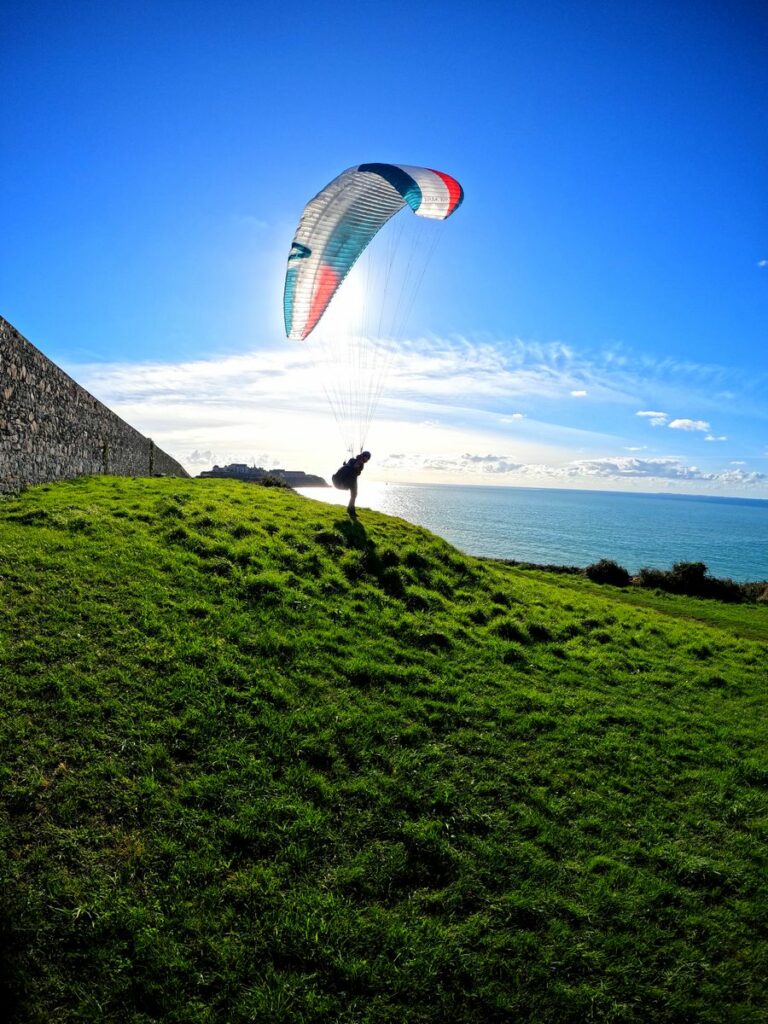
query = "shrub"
xmin=637 ymin=561 xmax=745 ymax=603
xmin=741 ymin=581 xmax=767 ymax=602
xmin=585 ymin=559 xmax=630 ymax=587
xmin=670 ymin=561 xmax=709 ymax=593
xmin=706 ymin=577 xmax=744 ymax=603
xmin=637 ymin=566 xmax=668 ymax=590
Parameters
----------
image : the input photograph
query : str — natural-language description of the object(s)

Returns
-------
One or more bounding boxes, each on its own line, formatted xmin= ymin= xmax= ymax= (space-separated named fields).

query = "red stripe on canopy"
xmin=429 ymin=169 xmax=463 ymax=216
xmin=303 ymin=264 xmax=341 ymax=340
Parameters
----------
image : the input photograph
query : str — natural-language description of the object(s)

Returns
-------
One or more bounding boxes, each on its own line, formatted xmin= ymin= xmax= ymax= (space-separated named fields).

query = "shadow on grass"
xmin=335 ymin=517 xmax=369 ymax=550
xmin=0 ymin=905 xmax=25 ymax=1019
xmin=334 ymin=517 xmax=406 ymax=598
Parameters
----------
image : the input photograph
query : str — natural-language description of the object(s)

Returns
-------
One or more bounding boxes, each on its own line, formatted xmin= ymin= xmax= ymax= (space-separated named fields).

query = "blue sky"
xmin=2 ymin=0 xmax=767 ymax=493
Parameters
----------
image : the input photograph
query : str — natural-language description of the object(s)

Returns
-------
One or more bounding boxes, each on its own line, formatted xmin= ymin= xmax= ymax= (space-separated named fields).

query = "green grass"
xmin=502 ymin=564 xmax=768 ymax=642
xmin=1 ymin=476 xmax=767 ymax=1023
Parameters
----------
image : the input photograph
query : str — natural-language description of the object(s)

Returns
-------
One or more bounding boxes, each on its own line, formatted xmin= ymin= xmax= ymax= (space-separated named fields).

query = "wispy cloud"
xmin=72 ymin=334 xmax=766 ymax=425
xmin=391 ymin=453 xmax=526 ymax=474
xmin=65 ymin=332 xmax=767 ymax=494
xmin=636 ymin=410 xmax=669 ymax=426
xmin=704 ymin=435 xmax=727 ymax=442
xmin=381 ymin=452 xmax=530 ymax=475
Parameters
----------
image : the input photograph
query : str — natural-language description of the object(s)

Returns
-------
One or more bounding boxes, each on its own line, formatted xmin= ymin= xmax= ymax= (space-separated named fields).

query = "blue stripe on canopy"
xmin=357 ymin=163 xmax=422 ymax=212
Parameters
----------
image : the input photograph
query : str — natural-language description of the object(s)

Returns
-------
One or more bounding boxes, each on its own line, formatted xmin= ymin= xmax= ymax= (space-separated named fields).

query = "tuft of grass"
xmin=1 ymin=476 xmax=767 ymax=1023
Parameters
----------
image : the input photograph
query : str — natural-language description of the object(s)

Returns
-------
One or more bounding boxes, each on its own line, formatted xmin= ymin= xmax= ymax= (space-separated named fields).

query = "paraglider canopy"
xmin=283 ymin=162 xmax=464 ymax=453
xmin=284 ymin=163 xmax=463 ymax=341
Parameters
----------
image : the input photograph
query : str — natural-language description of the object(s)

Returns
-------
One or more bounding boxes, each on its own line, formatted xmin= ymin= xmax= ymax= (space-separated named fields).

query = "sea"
xmin=295 ymin=483 xmax=768 ymax=583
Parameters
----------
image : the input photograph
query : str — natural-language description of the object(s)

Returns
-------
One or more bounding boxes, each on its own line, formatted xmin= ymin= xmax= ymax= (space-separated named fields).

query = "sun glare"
xmin=315 ymin=260 xmax=373 ymax=340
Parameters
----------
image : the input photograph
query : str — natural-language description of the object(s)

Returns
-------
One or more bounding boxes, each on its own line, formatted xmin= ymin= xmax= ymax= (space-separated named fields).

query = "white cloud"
xmin=638 ymin=413 xmax=720 ymax=436
xmin=624 ymin=446 xmax=646 ymax=451
xmin=381 ymin=452 xmax=766 ymax=488
xmin=559 ymin=458 xmax=764 ymax=486
xmin=759 ymin=259 xmax=768 ymax=268
xmin=668 ymin=418 xmax=710 ymax=432
xmin=714 ymin=469 xmax=766 ymax=485
xmin=381 ymin=452 xmax=525 ymax=474
xmin=636 ymin=410 xmax=669 ymax=427
xmin=385 ymin=337 xmax=617 ymax=406
xmin=65 ymin=332 xmax=768 ymax=495
xmin=704 ymin=435 xmax=727 ymax=442
xmin=731 ymin=460 xmax=746 ymax=465
xmin=562 ymin=457 xmax=703 ymax=480
xmin=72 ymin=335 xmax=766 ymax=431
xmin=68 ymin=336 xmax=622 ymax=475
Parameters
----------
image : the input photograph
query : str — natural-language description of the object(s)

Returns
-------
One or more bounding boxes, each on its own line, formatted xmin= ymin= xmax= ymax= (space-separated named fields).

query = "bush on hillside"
xmin=636 ymin=566 xmax=668 ymax=590
xmin=585 ymin=559 xmax=631 ymax=587
xmin=670 ymin=561 xmax=745 ymax=602
xmin=258 ymin=474 xmax=290 ymax=488
xmin=637 ymin=561 xmax=745 ymax=603
xmin=671 ymin=561 xmax=708 ymax=592
xmin=705 ymin=576 xmax=744 ymax=603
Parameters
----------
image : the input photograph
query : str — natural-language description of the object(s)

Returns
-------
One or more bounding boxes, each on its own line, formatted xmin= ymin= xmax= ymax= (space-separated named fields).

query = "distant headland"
xmin=198 ymin=463 xmax=328 ymax=488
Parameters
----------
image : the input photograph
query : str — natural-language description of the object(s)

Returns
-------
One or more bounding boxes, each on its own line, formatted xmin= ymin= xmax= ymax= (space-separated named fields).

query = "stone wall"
xmin=1 ymin=316 xmax=188 ymax=493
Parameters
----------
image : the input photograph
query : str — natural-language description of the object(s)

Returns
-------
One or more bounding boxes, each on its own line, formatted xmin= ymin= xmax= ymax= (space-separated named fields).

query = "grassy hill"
xmin=1 ymin=476 xmax=767 ymax=1023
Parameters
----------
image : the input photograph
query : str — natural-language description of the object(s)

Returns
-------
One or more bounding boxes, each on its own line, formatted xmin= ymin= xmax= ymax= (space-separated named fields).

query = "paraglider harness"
xmin=332 ymin=452 xmax=370 ymax=491
xmin=332 ymin=463 xmax=355 ymax=491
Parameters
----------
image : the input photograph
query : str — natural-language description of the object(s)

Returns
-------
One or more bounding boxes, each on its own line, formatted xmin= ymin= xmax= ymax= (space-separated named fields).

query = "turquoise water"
xmin=296 ymin=483 xmax=768 ymax=582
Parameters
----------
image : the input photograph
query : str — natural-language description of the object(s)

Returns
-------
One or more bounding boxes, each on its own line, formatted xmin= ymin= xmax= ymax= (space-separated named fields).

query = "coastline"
xmin=295 ymin=481 xmax=768 ymax=583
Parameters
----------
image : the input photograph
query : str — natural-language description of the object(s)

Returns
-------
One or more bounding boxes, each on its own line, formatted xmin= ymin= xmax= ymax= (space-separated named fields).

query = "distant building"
xmin=198 ymin=463 xmax=328 ymax=487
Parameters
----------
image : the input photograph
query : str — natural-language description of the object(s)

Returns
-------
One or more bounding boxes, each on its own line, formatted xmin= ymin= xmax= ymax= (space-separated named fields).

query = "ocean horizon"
xmin=296 ymin=482 xmax=768 ymax=583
